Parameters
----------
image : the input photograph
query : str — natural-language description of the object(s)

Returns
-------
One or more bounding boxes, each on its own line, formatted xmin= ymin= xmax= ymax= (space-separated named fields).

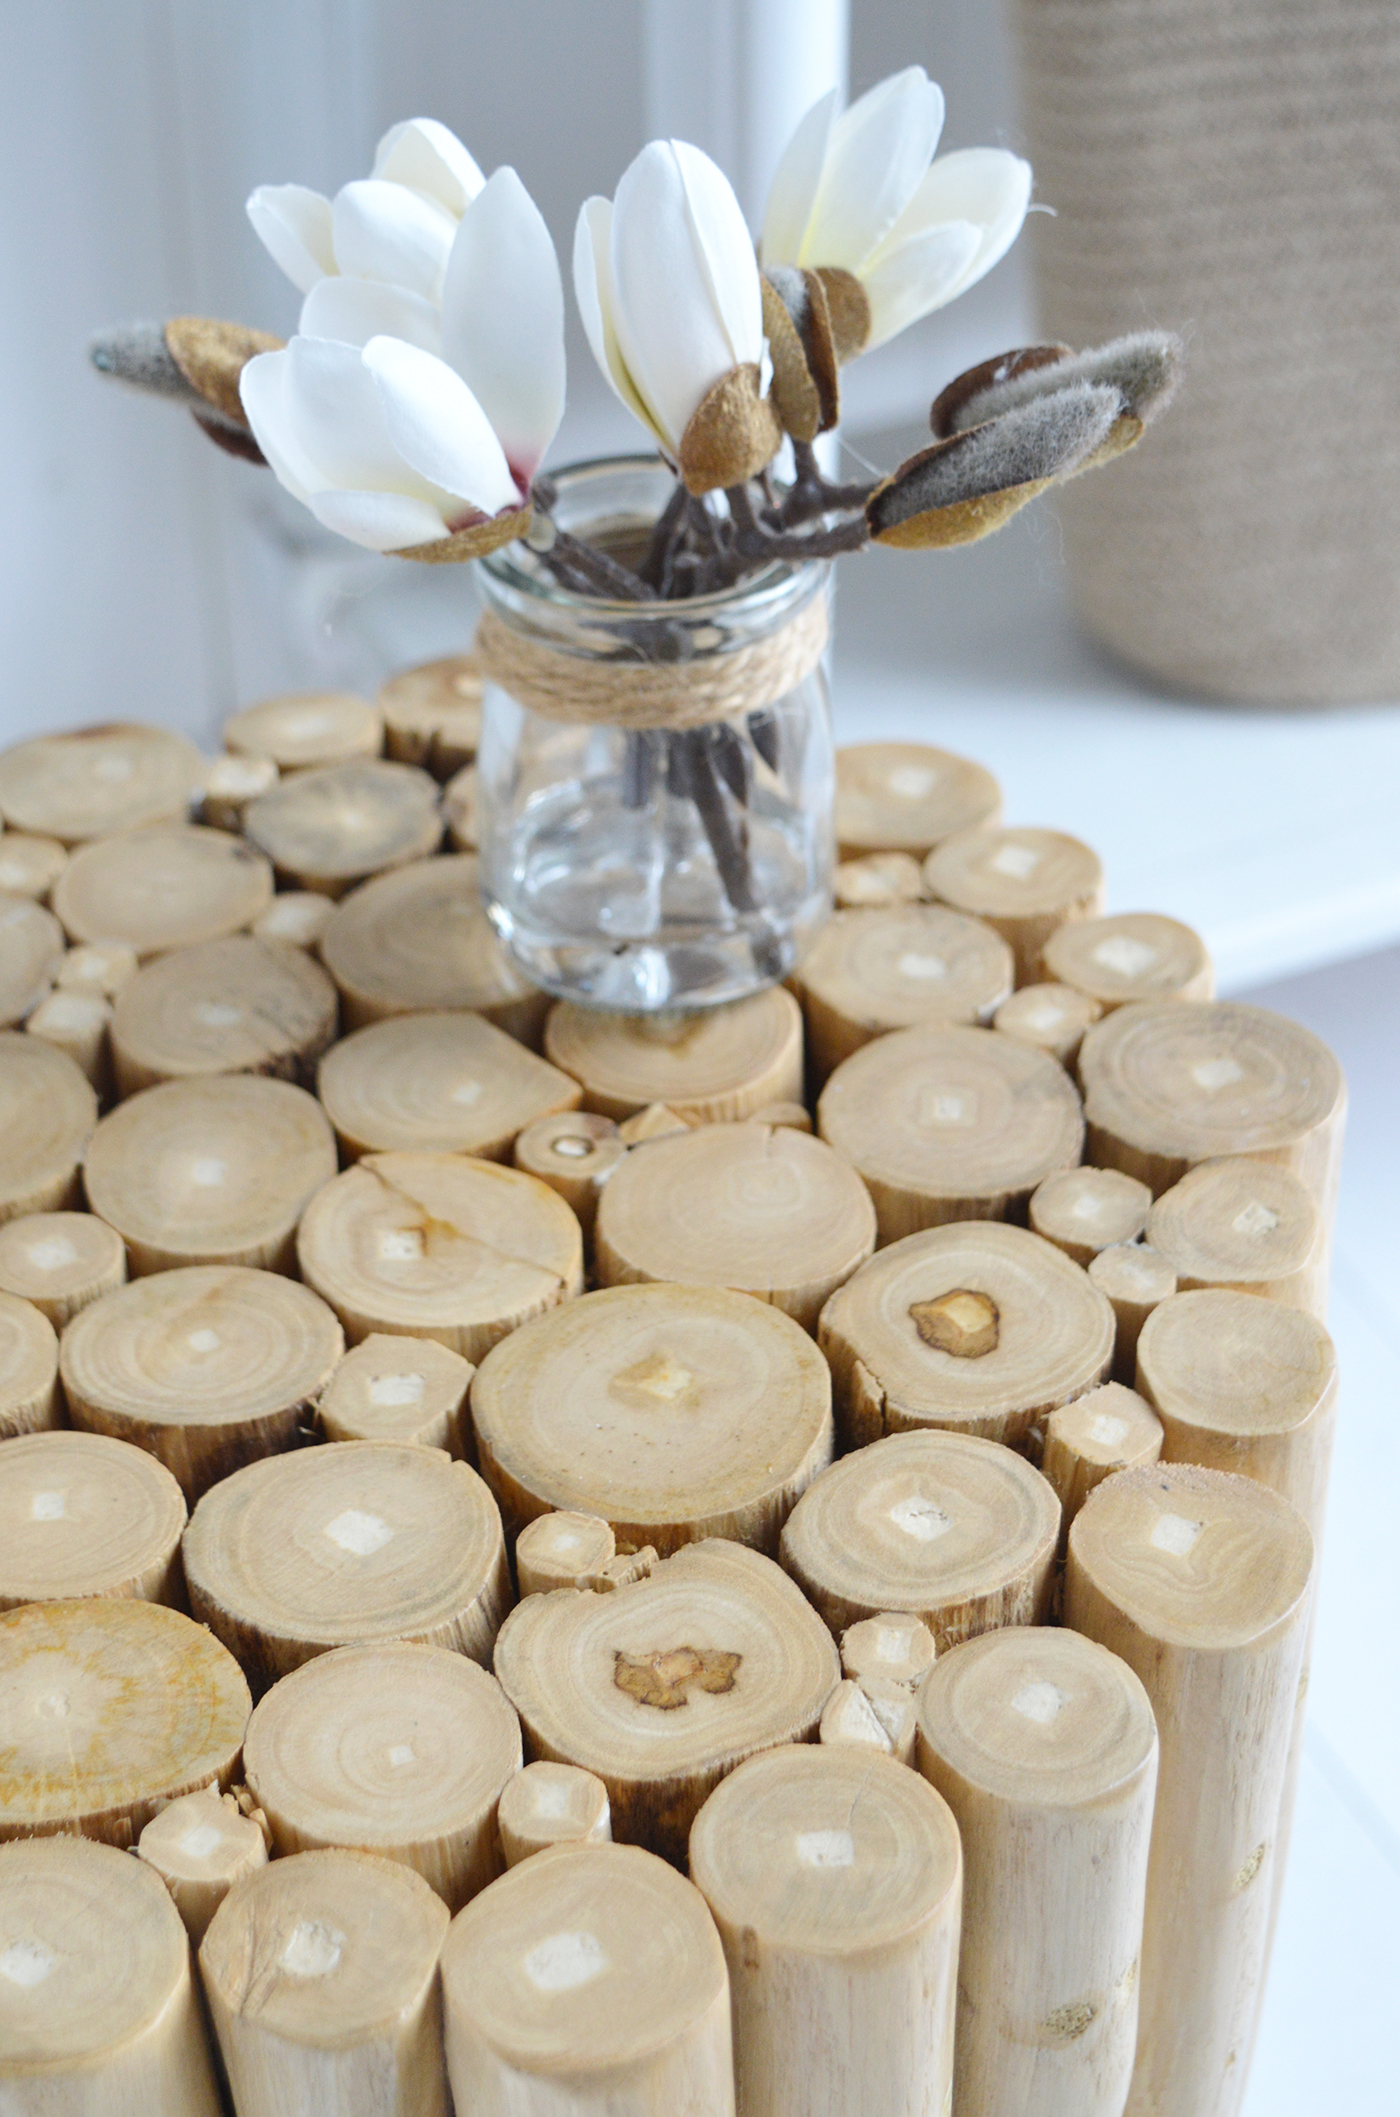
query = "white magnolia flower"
xmin=760 ymin=68 xmax=1032 ymax=353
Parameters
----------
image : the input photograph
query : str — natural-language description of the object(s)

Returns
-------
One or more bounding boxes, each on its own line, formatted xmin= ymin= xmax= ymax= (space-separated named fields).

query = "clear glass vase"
xmin=475 ymin=456 xmax=834 ymax=1012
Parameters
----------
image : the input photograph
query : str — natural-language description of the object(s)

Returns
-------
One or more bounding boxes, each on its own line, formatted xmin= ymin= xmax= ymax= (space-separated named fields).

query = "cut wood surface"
xmin=83 ymin=1073 xmax=337 ymax=1275
xmin=197 ymin=751 xmax=279 ymax=831
xmin=512 ymin=1108 xmax=626 ymax=1232
xmin=443 ymin=762 xmax=478 ymax=850
xmin=242 ymin=1640 xmax=521 ymax=1910
xmin=55 ymin=937 xmax=139 ymax=999
xmin=1042 ymin=911 xmax=1214 ymax=1009
xmin=544 ymin=986 xmax=804 ymax=1123
xmin=319 ymin=854 xmax=547 ymax=1041
xmin=821 ymin=1673 xmax=918 ymax=1763
xmin=835 ymin=741 xmax=1001 ymax=858
xmin=183 ymin=1440 xmax=510 ymax=1691
xmin=317 ymin=1010 xmax=579 ymax=1161
xmin=317 ymin=1331 xmax=473 ymax=1453
xmin=1088 ymin=1242 xmax=1177 ymax=1381
xmin=1030 ymin=1165 xmax=1153 ymax=1267
xmin=0 ymin=1031 xmax=97 ymax=1220
xmin=440 ymin=1841 xmax=734 ymax=2117
xmin=841 ymin=1611 xmax=938 ymax=1691
xmin=379 ymin=653 xmax=482 ymax=777
xmin=818 ymin=1221 xmax=1114 ymax=1452
xmin=923 ymin=826 xmax=1105 ymax=984
xmin=0 ymin=1833 xmax=222 ymax=2115
xmin=993 ymin=982 xmax=1101 ymax=1068
xmin=497 ymin=1760 xmax=612 ymax=1864
xmin=492 ymin=1539 xmax=839 ymax=1862
xmin=833 ymin=850 xmax=926 ymax=908
xmin=252 ymin=890 xmax=334 ymax=950
xmin=470 ymin=1282 xmax=833 ymax=1554
xmin=690 ymin=1744 xmax=962 ymax=2117
xmin=514 ymin=1511 xmax=619 ymax=1596
xmin=617 ymin=1101 xmax=689 ymax=1143
xmin=0 ymin=1430 xmax=186 ymax=1609
xmin=817 ymin=1024 xmax=1085 ymax=1243
xmin=1146 ymin=1157 xmax=1326 ymax=1317
xmin=0 ymin=1596 xmax=250 ymax=1845
xmin=0 ymin=832 xmax=68 ymax=900
xmin=61 ymin=1265 xmax=343 ymax=1501
xmin=793 ymin=904 xmax=1014 ymax=1080
xmin=223 ymin=690 xmax=382 ymax=773
xmin=136 ymin=1785 xmax=269 ymax=1944
xmin=296 ymin=1151 xmax=584 ymax=1358
xmin=0 ymin=1287 xmax=59 ymax=1438
xmin=594 ymin=1121 xmax=875 ymax=1334
xmin=52 ymin=824 xmax=273 ymax=954
xmin=1041 ymin=1383 xmax=1164 ymax=1540
xmin=0 ymin=892 xmax=63 ymax=1023
xmin=0 ymin=1209 xmax=124 ymax=1326
xmin=1078 ymin=1001 xmax=1347 ymax=1221
xmin=1066 ymin=1465 xmax=1314 ymax=2117
xmin=110 ymin=934 xmax=338 ymax=1095
xmin=26 ymin=990 xmax=111 ymax=1091
xmin=779 ymin=1429 xmax=1060 ymax=1650
xmin=0 ymin=723 xmax=202 ymax=843
xmin=916 ymin=1626 xmax=1158 ymax=2117
xmin=200 ymin=1848 xmax=451 ymax=2117
xmin=241 ymin=758 xmax=442 ymax=896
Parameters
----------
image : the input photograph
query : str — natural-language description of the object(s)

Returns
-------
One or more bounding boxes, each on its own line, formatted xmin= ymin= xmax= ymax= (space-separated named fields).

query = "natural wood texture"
xmin=0 ymin=1430 xmax=186 ymax=1609
xmin=818 ymin=1221 xmax=1114 ymax=1452
xmin=835 ymin=741 xmax=1002 ymax=858
xmin=924 ymin=826 xmax=1105 ymax=985
xmin=514 ymin=1511 xmax=618 ymax=1596
xmin=0 ymin=1597 xmax=250 ymax=1845
xmin=1065 ymin=1465 xmax=1314 ymax=2117
xmin=833 ymin=849 xmax=926 ymax=908
xmin=242 ymin=759 xmax=442 ymax=897
xmin=617 ymin=1101 xmax=690 ymax=1143
xmin=0 ymin=1210 xmax=125 ymax=1326
xmin=26 ymin=990 xmax=111 ymax=1092
xmin=243 ymin=1640 xmax=521 ymax=1911
xmin=200 ymin=1848 xmax=451 ymax=2117
xmin=0 ymin=1031 xmax=97 ymax=1220
xmin=594 ymin=1121 xmax=875 ymax=1334
xmin=197 ymin=751 xmax=279 ymax=832
xmin=1041 ymin=1383 xmax=1164 ymax=1540
xmin=916 ymin=1626 xmax=1158 ymax=2117
xmin=841 ymin=1611 xmax=937 ymax=1692
xmin=545 ymin=986 xmax=804 ymax=1124
xmin=0 ymin=1833 xmax=222 ymax=2114
xmin=52 ymin=825 xmax=273 ymax=955
xmin=55 ymin=937 xmax=139 ymax=999
xmin=1146 ymin=1157 xmax=1326 ymax=1318
xmin=0 ymin=832 xmax=68 ymax=900
xmin=793 ymin=905 xmax=1014 ymax=1081
xmin=83 ymin=1073 xmax=337 ymax=1275
xmin=497 ymin=1761 xmax=611 ymax=1864
xmin=252 ymin=889 xmax=334 ymax=950
xmin=1042 ymin=911 xmax=1214 ymax=1010
xmin=317 ymin=1332 xmax=473 ymax=1454
xmin=471 ymin=1282 xmax=833 ymax=1555
xmin=994 ymin=982 xmax=1102 ymax=1068
xmin=110 ymin=934 xmax=338 ymax=1096
xmin=513 ymin=1109 xmax=626 ymax=1233
xmin=297 ymin=1151 xmax=584 ymax=1359
xmin=183 ymin=1440 xmax=510 ymax=1692
xmin=1078 ymin=1000 xmax=1348 ymax=1225
xmin=223 ymin=690 xmax=383 ymax=773
xmin=61 ymin=1265 xmax=341 ymax=1502
xmin=818 ymin=1676 xmax=918 ymax=1763
xmin=0 ymin=1288 xmax=59 ymax=1438
xmin=1030 ymin=1165 xmax=1154 ymax=1267
xmin=690 ymin=1744 xmax=961 ymax=2117
xmin=780 ymin=1431 xmax=1059 ymax=1651
xmin=443 ymin=762 xmax=478 ymax=850
xmin=1089 ymin=1242 xmax=1178 ymax=1382
xmin=749 ymin=1098 xmax=813 ymax=1131
xmin=0 ymin=723 xmax=202 ymax=844
xmin=136 ymin=1785 xmax=269 ymax=1944
xmin=379 ymin=653 xmax=482 ymax=778
xmin=0 ymin=893 xmax=63 ymax=1024
xmin=492 ymin=1539 xmax=839 ymax=1862
xmin=440 ymin=1840 xmax=733 ymax=2117
xmin=817 ymin=1024 xmax=1085 ymax=1243
xmin=318 ymin=1010 xmax=579 ymax=1162
xmin=320 ymin=854 xmax=547 ymax=1042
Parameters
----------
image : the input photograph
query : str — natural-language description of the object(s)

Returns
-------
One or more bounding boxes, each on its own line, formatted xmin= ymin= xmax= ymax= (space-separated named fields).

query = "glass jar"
xmin=475 ymin=456 xmax=834 ymax=1012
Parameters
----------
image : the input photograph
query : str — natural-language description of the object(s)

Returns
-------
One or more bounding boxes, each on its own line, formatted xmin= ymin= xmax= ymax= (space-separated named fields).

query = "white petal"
xmin=331 ymin=178 xmax=456 ymax=299
xmin=572 ymin=197 xmax=664 ymax=443
xmin=363 ymin=336 xmax=521 ymax=514
xmin=372 ymin=117 xmax=484 ymax=216
xmin=860 ymin=220 xmax=983 ymax=348
xmin=238 ymin=349 xmax=320 ymax=502
xmin=299 ymin=277 xmax=442 ymax=354
xmin=307 ymin=488 xmax=452 ymax=552
xmin=669 ymin=140 xmax=763 ymax=368
xmin=800 ymin=66 xmax=944 ymax=271
xmin=876 ymin=148 xmax=1033 ymax=302
xmin=759 ymin=87 xmax=837 ymax=267
xmin=439 ymin=167 xmax=565 ymax=487
xmin=283 ymin=335 xmax=445 ymax=501
xmin=246 ymin=184 xmax=335 ymax=294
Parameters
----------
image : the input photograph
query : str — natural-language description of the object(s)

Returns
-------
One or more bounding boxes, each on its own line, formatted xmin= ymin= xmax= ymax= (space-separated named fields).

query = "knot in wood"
xmin=613 ymin=1646 xmax=742 ymax=1711
xmin=908 ymin=1289 xmax=1000 ymax=1358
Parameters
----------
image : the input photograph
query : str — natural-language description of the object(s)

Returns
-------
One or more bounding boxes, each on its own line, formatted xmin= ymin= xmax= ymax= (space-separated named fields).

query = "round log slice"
xmin=241 ymin=759 xmax=442 ymax=897
xmin=135 ymin=1786 xmax=269 ymax=1945
xmin=794 ymin=904 xmax=1014 ymax=1081
xmin=0 ymin=1032 xmax=97 ymax=1221
xmin=835 ymin=742 xmax=1002 ymax=858
xmin=0 ymin=833 xmax=68 ymax=900
xmin=0 ymin=1430 xmax=187 ymax=1609
xmin=544 ymin=987 xmax=804 ymax=1124
xmin=0 ymin=1210 xmax=124 ymax=1327
xmin=993 ymin=982 xmax=1101 ymax=1069
xmin=0 ymin=1289 xmax=59 ymax=1438
xmin=223 ymin=691 xmax=382 ymax=773
xmin=0 ymin=724 xmax=202 ymax=844
xmin=110 ymin=935 xmax=338 ymax=1096
xmin=378 ymin=654 xmax=482 ymax=778
xmin=0 ymin=894 xmax=64 ymax=1025
xmin=52 ymin=826 xmax=273 ymax=956
xmin=1029 ymin=1165 xmax=1154 ymax=1267
xmin=317 ymin=1011 xmax=579 ymax=1162
xmin=1145 ymin=1156 xmax=1325 ymax=1315
xmin=317 ymin=1332 xmax=473 ymax=1453
xmin=924 ymin=826 xmax=1104 ymax=985
xmin=1042 ymin=911 xmax=1214 ymax=1010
